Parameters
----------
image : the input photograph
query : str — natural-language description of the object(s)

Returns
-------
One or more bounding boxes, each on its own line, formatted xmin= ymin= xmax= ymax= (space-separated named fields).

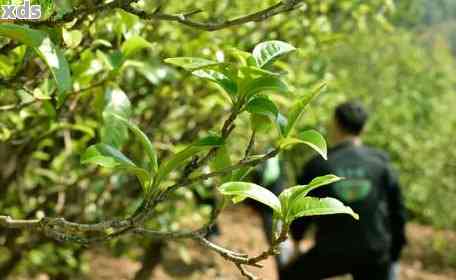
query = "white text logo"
xmin=1 ymin=1 xmax=41 ymax=20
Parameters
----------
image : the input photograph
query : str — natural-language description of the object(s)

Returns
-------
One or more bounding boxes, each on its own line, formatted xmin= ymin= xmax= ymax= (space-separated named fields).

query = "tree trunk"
xmin=134 ymin=241 xmax=165 ymax=280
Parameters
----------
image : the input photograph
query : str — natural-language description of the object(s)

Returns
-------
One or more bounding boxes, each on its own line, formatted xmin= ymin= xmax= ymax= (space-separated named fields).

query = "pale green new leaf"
xmin=279 ymin=175 xmax=342 ymax=219
xmin=62 ymin=29 xmax=83 ymax=48
xmin=289 ymin=197 xmax=359 ymax=222
xmin=252 ymin=40 xmax=296 ymax=68
xmin=284 ymin=82 xmax=326 ymax=137
xmin=192 ymin=69 xmax=238 ymax=96
xmin=0 ymin=24 xmax=72 ymax=105
xmin=226 ymin=48 xmax=257 ymax=66
xmin=219 ymin=182 xmax=282 ymax=214
xmin=279 ymin=130 xmax=327 ymax=160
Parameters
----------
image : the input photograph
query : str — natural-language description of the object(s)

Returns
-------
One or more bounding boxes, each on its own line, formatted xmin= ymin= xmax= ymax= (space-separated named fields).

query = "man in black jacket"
xmin=280 ymin=101 xmax=407 ymax=280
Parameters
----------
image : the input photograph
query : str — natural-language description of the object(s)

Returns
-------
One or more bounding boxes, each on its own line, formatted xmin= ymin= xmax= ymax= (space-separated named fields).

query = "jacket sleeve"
xmin=385 ymin=167 xmax=407 ymax=261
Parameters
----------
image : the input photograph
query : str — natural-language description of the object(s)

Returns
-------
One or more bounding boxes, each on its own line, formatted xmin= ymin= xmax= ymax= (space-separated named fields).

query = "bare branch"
xmin=19 ymin=1 xmax=304 ymax=31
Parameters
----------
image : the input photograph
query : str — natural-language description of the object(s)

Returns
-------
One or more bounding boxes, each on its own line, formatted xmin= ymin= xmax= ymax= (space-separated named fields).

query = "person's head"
xmin=328 ymin=101 xmax=368 ymax=145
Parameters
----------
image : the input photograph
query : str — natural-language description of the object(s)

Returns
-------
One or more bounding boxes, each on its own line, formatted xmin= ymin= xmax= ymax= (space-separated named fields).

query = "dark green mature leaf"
xmin=284 ymin=82 xmax=326 ymax=137
xmin=279 ymin=130 xmax=327 ymax=160
xmin=289 ymin=197 xmax=359 ymax=222
xmin=192 ymin=69 xmax=238 ymax=96
xmin=279 ymin=175 xmax=342 ymax=219
xmin=243 ymin=76 xmax=289 ymax=98
xmin=108 ymin=113 xmax=158 ymax=175
xmin=252 ymin=40 xmax=296 ymax=68
xmin=154 ymin=135 xmax=224 ymax=188
xmin=219 ymin=182 xmax=282 ymax=214
xmin=0 ymin=24 xmax=72 ymax=105
xmin=164 ymin=57 xmax=221 ymax=71
xmin=246 ymin=96 xmax=279 ymax=120
xmin=81 ymin=144 xmax=151 ymax=191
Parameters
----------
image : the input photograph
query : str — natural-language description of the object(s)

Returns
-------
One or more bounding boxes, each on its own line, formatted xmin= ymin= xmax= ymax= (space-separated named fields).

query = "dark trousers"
xmin=280 ymin=247 xmax=390 ymax=280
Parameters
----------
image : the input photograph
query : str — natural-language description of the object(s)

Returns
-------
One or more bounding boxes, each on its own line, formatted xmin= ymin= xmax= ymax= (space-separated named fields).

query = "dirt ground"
xmin=80 ymin=205 xmax=456 ymax=280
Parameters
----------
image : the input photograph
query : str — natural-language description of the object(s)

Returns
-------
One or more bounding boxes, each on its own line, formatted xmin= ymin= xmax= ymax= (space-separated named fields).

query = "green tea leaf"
xmin=164 ymin=57 xmax=220 ymax=71
xmin=108 ymin=113 xmax=158 ymax=175
xmin=121 ymin=35 xmax=154 ymax=58
xmin=154 ymin=135 xmax=224 ymax=188
xmin=252 ymin=40 xmax=296 ymax=68
xmin=62 ymin=29 xmax=83 ymax=48
xmin=246 ymin=96 xmax=279 ymax=120
xmin=279 ymin=175 xmax=343 ymax=219
xmin=288 ymin=197 xmax=359 ymax=222
xmin=219 ymin=182 xmax=282 ymax=214
xmin=284 ymin=82 xmax=326 ymax=137
xmin=0 ymin=24 xmax=72 ymax=105
xmin=81 ymin=144 xmax=151 ymax=191
xmin=243 ymin=76 xmax=289 ymax=99
xmin=226 ymin=48 xmax=257 ymax=66
xmin=192 ymin=69 xmax=238 ymax=96
xmin=209 ymin=145 xmax=232 ymax=183
xmin=101 ymin=87 xmax=131 ymax=148
xmin=279 ymin=130 xmax=327 ymax=160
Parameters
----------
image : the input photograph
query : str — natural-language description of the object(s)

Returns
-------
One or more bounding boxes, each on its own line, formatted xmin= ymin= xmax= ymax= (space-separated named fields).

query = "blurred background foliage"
xmin=1 ymin=0 xmax=456 ymax=278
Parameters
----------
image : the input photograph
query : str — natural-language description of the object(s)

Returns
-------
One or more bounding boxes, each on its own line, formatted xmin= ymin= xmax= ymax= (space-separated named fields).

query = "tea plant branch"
xmin=0 ymin=78 xmax=109 ymax=112
xmin=23 ymin=0 xmax=304 ymax=31
xmin=244 ymin=130 xmax=256 ymax=159
xmin=123 ymin=0 xmax=305 ymax=31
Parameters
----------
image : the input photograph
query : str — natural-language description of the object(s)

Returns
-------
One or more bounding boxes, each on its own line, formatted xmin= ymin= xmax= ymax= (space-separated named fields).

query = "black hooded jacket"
xmin=291 ymin=141 xmax=407 ymax=262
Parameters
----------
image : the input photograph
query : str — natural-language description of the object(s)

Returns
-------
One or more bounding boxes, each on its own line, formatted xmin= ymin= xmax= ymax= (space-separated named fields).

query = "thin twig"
xmin=18 ymin=1 xmax=304 ymax=32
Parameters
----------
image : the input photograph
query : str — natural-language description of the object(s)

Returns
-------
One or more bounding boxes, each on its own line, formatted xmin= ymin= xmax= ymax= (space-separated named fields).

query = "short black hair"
xmin=334 ymin=101 xmax=368 ymax=135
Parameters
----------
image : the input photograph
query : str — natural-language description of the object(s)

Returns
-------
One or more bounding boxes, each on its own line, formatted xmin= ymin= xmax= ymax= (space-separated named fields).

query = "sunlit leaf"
xmin=279 ymin=130 xmax=327 ymax=159
xmin=284 ymin=82 xmax=326 ymax=137
xmin=101 ymin=87 xmax=131 ymax=148
xmin=279 ymin=175 xmax=343 ymax=219
xmin=219 ymin=182 xmax=282 ymax=214
xmin=62 ymin=29 xmax=83 ymax=48
xmin=192 ymin=69 xmax=238 ymax=96
xmin=252 ymin=40 xmax=296 ymax=68
xmin=0 ymin=24 xmax=72 ymax=105
xmin=289 ymin=197 xmax=359 ymax=222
